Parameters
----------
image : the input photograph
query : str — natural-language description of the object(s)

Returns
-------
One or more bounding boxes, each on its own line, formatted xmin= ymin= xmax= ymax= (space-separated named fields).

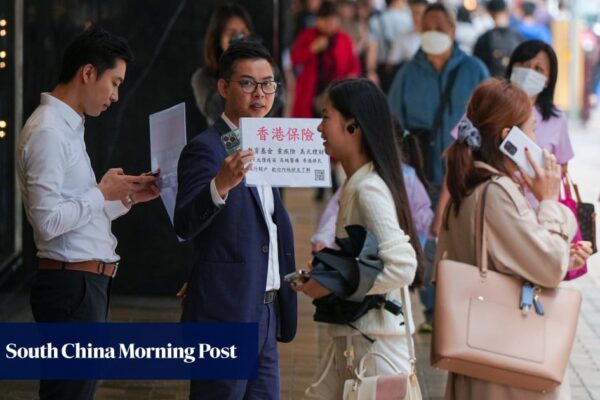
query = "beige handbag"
xmin=343 ymin=286 xmax=423 ymax=400
xmin=431 ymin=181 xmax=582 ymax=393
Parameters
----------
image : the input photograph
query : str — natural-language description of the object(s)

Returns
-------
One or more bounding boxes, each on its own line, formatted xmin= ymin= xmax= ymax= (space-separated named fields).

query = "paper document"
xmin=149 ymin=103 xmax=187 ymax=231
xmin=240 ymin=117 xmax=331 ymax=188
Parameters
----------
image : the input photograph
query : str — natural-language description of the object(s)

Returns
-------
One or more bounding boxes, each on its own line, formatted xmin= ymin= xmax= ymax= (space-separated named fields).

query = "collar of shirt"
xmin=221 ymin=112 xmax=237 ymax=131
xmin=41 ymin=93 xmax=85 ymax=133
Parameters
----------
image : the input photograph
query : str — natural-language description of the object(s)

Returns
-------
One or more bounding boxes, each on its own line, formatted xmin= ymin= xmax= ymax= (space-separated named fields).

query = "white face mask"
xmin=510 ymin=67 xmax=548 ymax=97
xmin=420 ymin=31 xmax=452 ymax=55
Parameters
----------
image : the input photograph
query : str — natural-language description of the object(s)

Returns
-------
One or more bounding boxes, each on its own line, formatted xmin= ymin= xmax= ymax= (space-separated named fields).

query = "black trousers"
xmin=30 ymin=269 xmax=112 ymax=400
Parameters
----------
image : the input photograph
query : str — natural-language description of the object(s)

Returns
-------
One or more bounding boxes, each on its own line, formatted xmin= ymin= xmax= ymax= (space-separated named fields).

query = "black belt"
xmin=264 ymin=290 xmax=277 ymax=304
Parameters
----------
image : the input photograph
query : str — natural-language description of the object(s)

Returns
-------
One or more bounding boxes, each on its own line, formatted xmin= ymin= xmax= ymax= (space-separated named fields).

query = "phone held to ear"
xmin=499 ymin=126 xmax=544 ymax=178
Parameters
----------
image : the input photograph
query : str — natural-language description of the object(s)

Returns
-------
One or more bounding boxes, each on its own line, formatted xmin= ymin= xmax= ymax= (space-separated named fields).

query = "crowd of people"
xmin=15 ymin=1 xmax=595 ymax=399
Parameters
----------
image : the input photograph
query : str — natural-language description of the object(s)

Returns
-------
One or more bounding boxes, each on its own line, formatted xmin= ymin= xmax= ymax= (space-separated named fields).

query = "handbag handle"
xmin=560 ymin=176 xmax=572 ymax=201
xmin=474 ymin=181 xmax=493 ymax=278
xmin=400 ymin=285 xmax=417 ymax=375
xmin=355 ymin=286 xmax=417 ymax=378
xmin=356 ymin=352 xmax=405 ymax=379
xmin=565 ymin=172 xmax=583 ymax=204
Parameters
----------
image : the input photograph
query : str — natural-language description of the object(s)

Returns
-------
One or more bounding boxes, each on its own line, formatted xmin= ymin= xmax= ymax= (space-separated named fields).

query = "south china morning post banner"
xmin=0 ymin=323 xmax=257 ymax=379
xmin=240 ymin=117 xmax=332 ymax=188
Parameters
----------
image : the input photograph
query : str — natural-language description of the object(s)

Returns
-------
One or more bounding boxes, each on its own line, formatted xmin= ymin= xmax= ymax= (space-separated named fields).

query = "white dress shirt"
xmin=209 ymin=113 xmax=280 ymax=291
xmin=16 ymin=93 xmax=129 ymax=263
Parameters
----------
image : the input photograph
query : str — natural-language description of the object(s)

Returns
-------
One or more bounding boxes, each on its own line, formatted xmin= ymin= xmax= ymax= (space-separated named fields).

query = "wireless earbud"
xmin=347 ymin=123 xmax=358 ymax=134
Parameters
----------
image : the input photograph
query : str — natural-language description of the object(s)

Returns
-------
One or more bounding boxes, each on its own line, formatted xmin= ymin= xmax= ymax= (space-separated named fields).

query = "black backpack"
xmin=476 ymin=27 xmax=523 ymax=77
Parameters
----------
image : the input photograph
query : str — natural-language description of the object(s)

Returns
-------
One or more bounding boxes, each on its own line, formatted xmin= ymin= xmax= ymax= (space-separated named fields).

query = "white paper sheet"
xmin=240 ymin=117 xmax=331 ymax=188
xmin=149 ymin=103 xmax=187 ymax=230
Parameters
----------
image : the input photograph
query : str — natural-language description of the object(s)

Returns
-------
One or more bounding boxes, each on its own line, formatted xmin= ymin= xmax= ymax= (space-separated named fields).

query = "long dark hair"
xmin=203 ymin=3 xmax=254 ymax=76
xmin=445 ymin=78 xmax=531 ymax=218
xmin=506 ymin=40 xmax=559 ymax=121
xmin=328 ymin=78 xmax=425 ymax=287
xmin=392 ymin=116 xmax=429 ymax=191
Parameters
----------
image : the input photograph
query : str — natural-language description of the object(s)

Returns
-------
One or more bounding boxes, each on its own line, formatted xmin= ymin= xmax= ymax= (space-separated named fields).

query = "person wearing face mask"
xmin=506 ymin=40 xmax=573 ymax=178
xmin=388 ymin=2 xmax=488 ymax=332
xmin=191 ymin=3 xmax=284 ymax=126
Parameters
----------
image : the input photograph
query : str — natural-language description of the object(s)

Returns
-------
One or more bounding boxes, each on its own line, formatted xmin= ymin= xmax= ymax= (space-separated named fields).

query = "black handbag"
xmin=310 ymin=225 xmax=386 ymax=325
xmin=570 ymin=175 xmax=597 ymax=253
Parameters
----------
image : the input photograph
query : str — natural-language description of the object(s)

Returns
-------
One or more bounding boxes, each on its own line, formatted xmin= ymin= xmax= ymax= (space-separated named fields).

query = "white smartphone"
xmin=499 ymin=126 xmax=544 ymax=178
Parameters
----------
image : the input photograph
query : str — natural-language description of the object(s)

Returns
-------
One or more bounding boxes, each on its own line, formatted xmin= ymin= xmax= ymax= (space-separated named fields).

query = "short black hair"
xmin=522 ymin=1 xmax=536 ymax=16
xmin=423 ymin=3 xmax=456 ymax=26
xmin=408 ymin=0 xmax=429 ymax=6
xmin=57 ymin=27 xmax=134 ymax=84
xmin=218 ymin=40 xmax=274 ymax=80
xmin=486 ymin=0 xmax=507 ymax=13
xmin=317 ymin=1 xmax=338 ymax=18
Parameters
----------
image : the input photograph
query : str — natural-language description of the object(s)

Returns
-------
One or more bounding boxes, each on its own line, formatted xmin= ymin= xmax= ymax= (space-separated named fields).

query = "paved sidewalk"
xmin=0 ymin=116 xmax=599 ymax=399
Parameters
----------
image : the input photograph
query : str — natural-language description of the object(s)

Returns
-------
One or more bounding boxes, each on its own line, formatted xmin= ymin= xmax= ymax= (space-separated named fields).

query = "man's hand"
xmin=98 ymin=168 xmax=157 ymax=202
xmin=127 ymin=171 xmax=161 ymax=205
xmin=310 ymin=36 xmax=329 ymax=54
xmin=176 ymin=282 xmax=188 ymax=308
xmin=214 ymin=150 xmax=254 ymax=198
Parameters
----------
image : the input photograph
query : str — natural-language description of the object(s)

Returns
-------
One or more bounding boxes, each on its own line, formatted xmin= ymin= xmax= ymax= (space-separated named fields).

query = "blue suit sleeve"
xmin=174 ymin=138 xmax=223 ymax=240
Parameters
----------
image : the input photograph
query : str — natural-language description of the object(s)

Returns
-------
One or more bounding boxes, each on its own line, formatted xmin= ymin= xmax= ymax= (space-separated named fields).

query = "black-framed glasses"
xmin=229 ymin=79 xmax=279 ymax=94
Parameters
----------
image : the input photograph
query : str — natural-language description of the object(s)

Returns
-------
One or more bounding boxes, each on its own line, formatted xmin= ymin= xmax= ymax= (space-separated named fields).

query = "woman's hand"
xmin=293 ymin=278 xmax=331 ymax=299
xmin=569 ymin=241 xmax=593 ymax=271
xmin=311 ymin=241 xmax=326 ymax=253
xmin=517 ymin=149 xmax=561 ymax=201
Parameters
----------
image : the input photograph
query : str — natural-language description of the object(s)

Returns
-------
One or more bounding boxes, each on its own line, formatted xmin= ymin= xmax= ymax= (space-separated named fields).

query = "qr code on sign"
xmin=315 ymin=169 xmax=325 ymax=181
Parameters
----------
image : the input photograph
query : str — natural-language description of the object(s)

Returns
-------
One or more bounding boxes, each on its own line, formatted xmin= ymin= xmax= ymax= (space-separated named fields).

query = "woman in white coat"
xmin=297 ymin=78 xmax=424 ymax=399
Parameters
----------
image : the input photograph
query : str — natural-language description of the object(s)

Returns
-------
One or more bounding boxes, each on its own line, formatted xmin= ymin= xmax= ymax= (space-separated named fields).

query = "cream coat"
xmin=331 ymin=161 xmax=418 ymax=337
xmin=435 ymin=162 xmax=578 ymax=400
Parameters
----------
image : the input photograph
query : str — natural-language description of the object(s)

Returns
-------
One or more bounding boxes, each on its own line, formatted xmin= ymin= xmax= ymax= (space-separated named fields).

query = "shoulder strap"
xmin=400 ymin=285 xmax=417 ymax=372
xmin=431 ymin=64 xmax=462 ymax=135
xmin=474 ymin=180 xmax=493 ymax=277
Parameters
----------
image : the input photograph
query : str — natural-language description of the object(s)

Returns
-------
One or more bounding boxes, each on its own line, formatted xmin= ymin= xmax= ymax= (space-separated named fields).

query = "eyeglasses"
xmin=229 ymin=79 xmax=279 ymax=94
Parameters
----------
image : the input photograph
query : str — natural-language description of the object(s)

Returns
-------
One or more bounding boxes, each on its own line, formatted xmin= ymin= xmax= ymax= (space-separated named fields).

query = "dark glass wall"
xmin=0 ymin=0 xmax=16 ymax=272
xmin=21 ymin=0 xmax=288 ymax=295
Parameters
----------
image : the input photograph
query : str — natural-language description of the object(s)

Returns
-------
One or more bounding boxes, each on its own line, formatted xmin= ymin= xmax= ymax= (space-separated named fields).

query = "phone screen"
xmin=499 ymin=126 xmax=544 ymax=178
xmin=221 ymin=129 xmax=242 ymax=155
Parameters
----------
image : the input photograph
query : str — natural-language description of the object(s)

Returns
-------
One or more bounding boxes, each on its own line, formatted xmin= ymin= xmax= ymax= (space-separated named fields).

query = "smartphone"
xmin=284 ymin=270 xmax=310 ymax=285
xmin=221 ymin=129 xmax=242 ymax=155
xmin=499 ymin=126 xmax=544 ymax=178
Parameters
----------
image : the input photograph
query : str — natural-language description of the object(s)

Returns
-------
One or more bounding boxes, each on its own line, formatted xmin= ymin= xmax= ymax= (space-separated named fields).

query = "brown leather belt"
xmin=38 ymin=258 xmax=119 ymax=278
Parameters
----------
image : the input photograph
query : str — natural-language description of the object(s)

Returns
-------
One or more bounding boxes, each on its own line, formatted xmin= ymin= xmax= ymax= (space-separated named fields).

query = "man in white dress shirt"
xmin=16 ymin=28 xmax=159 ymax=400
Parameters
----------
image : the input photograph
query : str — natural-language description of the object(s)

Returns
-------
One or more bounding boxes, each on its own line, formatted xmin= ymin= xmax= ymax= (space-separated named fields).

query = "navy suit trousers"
xmin=189 ymin=302 xmax=280 ymax=400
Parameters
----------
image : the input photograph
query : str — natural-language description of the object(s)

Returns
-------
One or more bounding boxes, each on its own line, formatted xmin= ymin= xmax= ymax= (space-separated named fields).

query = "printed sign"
xmin=240 ymin=118 xmax=331 ymax=188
